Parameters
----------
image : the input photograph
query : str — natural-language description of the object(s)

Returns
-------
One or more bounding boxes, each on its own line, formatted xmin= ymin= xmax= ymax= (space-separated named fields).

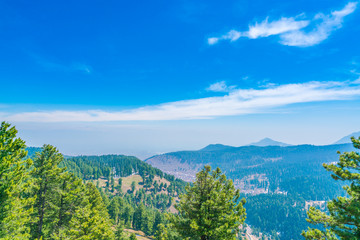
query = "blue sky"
xmin=1 ymin=0 xmax=360 ymax=158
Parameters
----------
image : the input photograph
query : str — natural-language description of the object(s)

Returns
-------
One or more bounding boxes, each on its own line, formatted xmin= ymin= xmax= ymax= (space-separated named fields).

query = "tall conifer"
xmin=0 ymin=122 xmax=32 ymax=239
xmin=169 ymin=165 xmax=246 ymax=240
xmin=302 ymin=137 xmax=360 ymax=239
xmin=30 ymin=144 xmax=66 ymax=239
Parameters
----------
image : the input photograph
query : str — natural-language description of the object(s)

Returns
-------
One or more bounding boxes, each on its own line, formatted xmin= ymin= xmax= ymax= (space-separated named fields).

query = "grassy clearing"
xmin=124 ymin=229 xmax=153 ymax=240
xmin=121 ymin=174 xmax=143 ymax=193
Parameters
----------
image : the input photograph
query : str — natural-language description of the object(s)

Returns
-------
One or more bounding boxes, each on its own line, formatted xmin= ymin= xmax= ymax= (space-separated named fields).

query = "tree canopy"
xmin=169 ymin=165 xmax=246 ymax=240
xmin=0 ymin=122 xmax=33 ymax=239
xmin=302 ymin=137 xmax=360 ymax=239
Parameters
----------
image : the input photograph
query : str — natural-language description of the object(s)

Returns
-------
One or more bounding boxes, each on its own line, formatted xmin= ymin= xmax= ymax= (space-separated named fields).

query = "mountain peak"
xmin=249 ymin=138 xmax=291 ymax=147
xmin=199 ymin=144 xmax=234 ymax=152
xmin=334 ymin=131 xmax=360 ymax=144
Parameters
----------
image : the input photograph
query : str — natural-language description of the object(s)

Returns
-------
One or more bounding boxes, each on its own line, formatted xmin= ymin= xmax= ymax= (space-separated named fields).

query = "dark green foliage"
xmin=108 ymin=197 xmax=121 ymax=224
xmin=115 ymin=221 xmax=127 ymax=240
xmin=155 ymin=223 xmax=168 ymax=240
xmin=60 ymin=154 xmax=187 ymax=194
xmin=3 ymin=123 xmax=190 ymax=240
xmin=0 ymin=122 xmax=33 ymax=239
xmin=129 ymin=233 xmax=137 ymax=240
xmin=151 ymin=144 xmax=353 ymax=200
xmin=67 ymin=183 xmax=115 ymax=239
xmin=302 ymin=137 xmax=360 ymax=239
xmin=30 ymin=144 xmax=67 ymax=239
xmin=29 ymin=144 xmax=115 ymax=240
xmin=245 ymin=194 xmax=308 ymax=240
xmin=131 ymin=181 xmax=136 ymax=193
xmin=132 ymin=204 xmax=153 ymax=235
xmin=170 ymin=166 xmax=246 ymax=240
xmin=52 ymin=172 xmax=85 ymax=238
xmin=150 ymin=143 xmax=355 ymax=237
xmin=153 ymin=211 xmax=162 ymax=235
xmin=57 ymin=153 xmax=187 ymax=237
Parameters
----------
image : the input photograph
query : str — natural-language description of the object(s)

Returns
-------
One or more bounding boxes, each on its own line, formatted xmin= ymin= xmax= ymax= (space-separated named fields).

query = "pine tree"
xmin=129 ymin=233 xmax=137 ymax=240
xmin=131 ymin=181 xmax=136 ymax=193
xmin=155 ymin=224 xmax=168 ymax=240
xmin=141 ymin=213 xmax=152 ymax=235
xmin=123 ymin=205 xmax=134 ymax=228
xmin=30 ymin=144 xmax=66 ymax=239
xmin=51 ymin=172 xmax=87 ymax=239
xmin=115 ymin=221 xmax=126 ymax=240
xmin=302 ymin=137 xmax=360 ymax=239
xmin=133 ymin=204 xmax=146 ymax=230
xmin=152 ymin=211 xmax=162 ymax=235
xmin=108 ymin=197 xmax=121 ymax=224
xmin=67 ymin=182 xmax=115 ymax=240
xmin=0 ymin=122 xmax=33 ymax=239
xmin=169 ymin=165 xmax=246 ymax=240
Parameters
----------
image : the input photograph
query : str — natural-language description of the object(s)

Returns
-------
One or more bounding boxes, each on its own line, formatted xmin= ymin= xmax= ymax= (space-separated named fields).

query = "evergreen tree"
xmin=111 ymin=177 xmax=115 ymax=192
xmin=51 ymin=172 xmax=86 ymax=239
xmin=67 ymin=183 xmax=115 ymax=240
xmin=115 ymin=221 xmax=126 ymax=240
xmin=0 ymin=122 xmax=33 ymax=239
xmin=169 ymin=165 xmax=246 ymax=240
xmin=123 ymin=205 xmax=134 ymax=228
xmin=118 ymin=178 xmax=123 ymax=188
xmin=131 ymin=181 xmax=136 ymax=193
xmin=302 ymin=137 xmax=360 ymax=239
xmin=152 ymin=211 xmax=162 ymax=235
xmin=133 ymin=204 xmax=146 ymax=230
xmin=129 ymin=233 xmax=137 ymax=240
xmin=141 ymin=213 xmax=152 ymax=235
xmin=30 ymin=144 xmax=66 ymax=239
xmin=108 ymin=197 xmax=121 ymax=224
xmin=155 ymin=224 xmax=168 ymax=240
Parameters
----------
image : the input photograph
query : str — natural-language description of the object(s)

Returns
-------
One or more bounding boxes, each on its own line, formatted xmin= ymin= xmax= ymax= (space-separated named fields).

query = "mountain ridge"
xmin=249 ymin=137 xmax=292 ymax=147
xmin=334 ymin=131 xmax=360 ymax=144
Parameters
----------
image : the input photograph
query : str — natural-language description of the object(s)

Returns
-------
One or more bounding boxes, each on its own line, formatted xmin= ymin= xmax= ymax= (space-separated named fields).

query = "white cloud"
xmin=208 ymin=30 xmax=242 ymax=45
xmin=246 ymin=17 xmax=309 ymax=39
xmin=2 ymin=80 xmax=360 ymax=122
xmin=208 ymin=37 xmax=220 ymax=45
xmin=206 ymin=81 xmax=235 ymax=92
xmin=208 ymin=2 xmax=357 ymax=47
xmin=353 ymin=77 xmax=360 ymax=83
xmin=281 ymin=2 xmax=358 ymax=46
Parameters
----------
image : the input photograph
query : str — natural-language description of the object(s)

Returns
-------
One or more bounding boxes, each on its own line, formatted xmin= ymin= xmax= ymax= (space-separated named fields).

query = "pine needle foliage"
xmin=170 ymin=165 xmax=246 ymax=240
xmin=0 ymin=122 xmax=33 ymax=240
xmin=302 ymin=137 xmax=360 ymax=239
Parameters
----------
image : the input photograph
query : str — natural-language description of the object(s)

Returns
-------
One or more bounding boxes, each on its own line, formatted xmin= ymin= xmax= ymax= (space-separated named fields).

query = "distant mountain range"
xmin=249 ymin=137 xmax=292 ymax=147
xmin=334 ymin=131 xmax=360 ymax=144
xmin=145 ymin=132 xmax=359 ymax=201
xmin=145 ymin=143 xmax=354 ymax=186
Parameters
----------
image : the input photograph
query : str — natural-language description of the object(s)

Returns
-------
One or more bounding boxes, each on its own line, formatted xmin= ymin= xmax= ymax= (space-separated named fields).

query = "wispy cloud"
xmin=208 ymin=2 xmax=357 ymax=47
xmin=2 ymin=80 xmax=360 ymax=122
xmin=33 ymin=55 xmax=92 ymax=74
xmin=206 ymin=81 xmax=236 ymax=92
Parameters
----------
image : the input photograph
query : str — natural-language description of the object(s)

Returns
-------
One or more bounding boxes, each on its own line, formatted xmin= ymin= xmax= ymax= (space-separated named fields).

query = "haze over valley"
xmin=1 ymin=0 xmax=360 ymax=239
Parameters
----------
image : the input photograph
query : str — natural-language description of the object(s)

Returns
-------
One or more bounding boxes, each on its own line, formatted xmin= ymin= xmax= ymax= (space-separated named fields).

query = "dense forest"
xmin=146 ymin=143 xmax=356 ymax=239
xmin=23 ymin=149 xmax=187 ymax=239
xmin=1 ymin=123 xmax=188 ymax=239
xmin=2 ymin=122 xmax=359 ymax=240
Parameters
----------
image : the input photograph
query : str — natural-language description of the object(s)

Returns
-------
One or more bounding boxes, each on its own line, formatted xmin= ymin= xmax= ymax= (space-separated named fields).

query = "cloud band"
xmin=2 ymin=80 xmax=360 ymax=122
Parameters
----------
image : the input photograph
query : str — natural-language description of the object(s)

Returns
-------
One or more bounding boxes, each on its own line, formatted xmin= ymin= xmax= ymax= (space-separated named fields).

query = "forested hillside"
xmin=146 ymin=143 xmax=355 ymax=239
xmin=25 ymin=148 xmax=188 ymax=238
xmin=27 ymin=143 xmax=353 ymax=239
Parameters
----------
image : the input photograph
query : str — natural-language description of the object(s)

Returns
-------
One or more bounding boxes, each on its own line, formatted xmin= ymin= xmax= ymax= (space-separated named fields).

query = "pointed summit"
xmin=249 ymin=137 xmax=292 ymax=147
xmin=199 ymin=144 xmax=234 ymax=152
xmin=334 ymin=131 xmax=360 ymax=144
